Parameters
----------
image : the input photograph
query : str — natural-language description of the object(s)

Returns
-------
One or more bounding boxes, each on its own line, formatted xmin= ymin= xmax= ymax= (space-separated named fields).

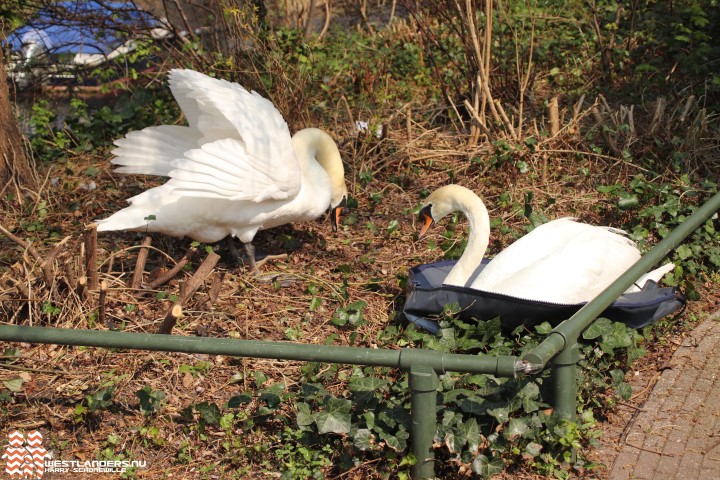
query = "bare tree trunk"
xmin=0 ymin=49 xmax=38 ymax=207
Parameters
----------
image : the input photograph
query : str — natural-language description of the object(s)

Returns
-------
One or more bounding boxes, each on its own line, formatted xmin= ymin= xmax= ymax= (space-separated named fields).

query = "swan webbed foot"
xmin=225 ymin=237 xmax=290 ymax=273
xmin=240 ymin=240 xmax=288 ymax=275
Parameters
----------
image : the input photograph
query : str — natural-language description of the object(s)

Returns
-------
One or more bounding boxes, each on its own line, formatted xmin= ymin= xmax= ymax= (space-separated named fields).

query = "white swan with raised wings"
xmin=96 ymin=69 xmax=347 ymax=270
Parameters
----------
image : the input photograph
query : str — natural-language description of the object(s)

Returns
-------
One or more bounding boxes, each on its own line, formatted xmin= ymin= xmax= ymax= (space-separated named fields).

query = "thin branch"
xmin=130 ymin=236 xmax=153 ymax=289
xmin=84 ymin=225 xmax=99 ymax=291
xmin=147 ymin=246 xmax=197 ymax=289
xmin=157 ymin=251 xmax=220 ymax=334
xmin=0 ymin=224 xmax=42 ymax=263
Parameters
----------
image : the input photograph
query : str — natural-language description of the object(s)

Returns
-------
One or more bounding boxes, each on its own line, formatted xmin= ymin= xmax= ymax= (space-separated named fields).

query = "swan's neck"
xmin=444 ymin=194 xmax=491 ymax=287
xmin=292 ymin=128 xmax=345 ymax=205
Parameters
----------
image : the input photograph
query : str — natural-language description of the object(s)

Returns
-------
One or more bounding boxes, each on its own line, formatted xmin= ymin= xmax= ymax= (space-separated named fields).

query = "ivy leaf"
xmin=296 ymin=402 xmax=314 ymax=427
xmin=676 ymin=244 xmax=693 ymax=260
xmin=315 ymin=397 xmax=352 ymax=434
xmin=196 ymin=402 xmax=221 ymax=426
xmin=227 ymin=392 xmax=252 ymax=408
xmin=518 ymin=382 xmax=542 ymax=413
xmin=600 ymin=323 xmax=633 ymax=352
xmin=523 ymin=442 xmax=543 ymax=459
xmin=458 ymin=396 xmax=486 ymax=415
xmin=353 ymin=428 xmax=374 ymax=451
xmin=582 ymin=317 xmax=614 ymax=339
xmin=377 ymin=405 xmax=412 ymax=430
xmin=3 ymin=378 xmax=23 ymax=392
xmin=350 ymin=376 xmax=388 ymax=407
xmin=609 ymin=369 xmax=626 ymax=385
xmin=349 ymin=376 xmax=389 ymax=392
xmin=616 ymin=382 xmax=633 ymax=400
xmin=534 ymin=322 xmax=553 ymax=335
xmin=487 ymin=406 xmax=509 ymax=423
xmin=300 ymin=382 xmax=328 ymax=399
xmin=86 ymin=387 xmax=114 ymax=412
xmin=457 ymin=418 xmax=481 ymax=452
xmin=363 ymin=411 xmax=376 ymax=430
xmin=503 ymin=418 xmax=528 ymax=440
xmin=617 ymin=195 xmax=639 ymax=209
xmin=471 ymin=454 xmax=504 ymax=476
xmin=380 ymin=427 xmax=409 ymax=451
xmin=444 ymin=430 xmax=461 ymax=454
xmin=331 ymin=301 xmax=368 ymax=327
xmin=259 ymin=383 xmax=285 ymax=408
xmin=136 ymin=386 xmax=165 ymax=416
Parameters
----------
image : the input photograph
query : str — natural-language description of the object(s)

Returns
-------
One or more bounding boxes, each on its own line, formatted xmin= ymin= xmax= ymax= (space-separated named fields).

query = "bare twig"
xmin=41 ymin=236 xmax=71 ymax=287
xmin=130 ymin=236 xmax=153 ymax=289
xmin=147 ymin=246 xmax=197 ymax=289
xmin=304 ymin=0 xmax=317 ymax=37
xmin=157 ymin=251 xmax=220 ymax=334
xmin=591 ymin=106 xmax=621 ymax=155
xmin=77 ymin=275 xmax=88 ymax=301
xmin=648 ymin=96 xmax=666 ymax=135
xmin=84 ymin=225 xmax=99 ymax=291
xmin=0 ymin=224 xmax=42 ymax=263
xmin=548 ymin=97 xmax=560 ymax=136
xmin=158 ymin=304 xmax=183 ymax=335
xmin=318 ymin=0 xmax=332 ymax=39
xmin=463 ymin=99 xmax=492 ymax=138
xmin=98 ymin=280 xmax=110 ymax=329
xmin=205 ymin=271 xmax=225 ymax=307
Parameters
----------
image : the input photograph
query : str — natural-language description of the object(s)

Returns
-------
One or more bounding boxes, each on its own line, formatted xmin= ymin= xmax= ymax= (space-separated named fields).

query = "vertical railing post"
xmin=409 ymin=363 xmax=439 ymax=479
xmin=548 ymin=341 xmax=580 ymax=420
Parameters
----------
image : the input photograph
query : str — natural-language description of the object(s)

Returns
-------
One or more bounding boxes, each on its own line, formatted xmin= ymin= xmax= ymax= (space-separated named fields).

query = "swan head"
xmin=292 ymin=128 xmax=348 ymax=231
xmin=417 ymin=184 xmax=479 ymax=238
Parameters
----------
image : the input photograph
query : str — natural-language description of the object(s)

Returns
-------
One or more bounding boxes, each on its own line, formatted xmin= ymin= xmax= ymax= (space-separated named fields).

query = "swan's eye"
xmin=417 ymin=205 xmax=433 ymax=223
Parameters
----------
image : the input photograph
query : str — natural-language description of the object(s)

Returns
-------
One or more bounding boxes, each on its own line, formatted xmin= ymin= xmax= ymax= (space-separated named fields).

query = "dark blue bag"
xmin=404 ymin=260 xmax=686 ymax=334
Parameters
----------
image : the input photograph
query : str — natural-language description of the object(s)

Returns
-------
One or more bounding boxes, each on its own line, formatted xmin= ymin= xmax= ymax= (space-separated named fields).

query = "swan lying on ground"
xmin=417 ymin=184 xmax=675 ymax=304
xmin=96 ymin=69 xmax=348 ymax=270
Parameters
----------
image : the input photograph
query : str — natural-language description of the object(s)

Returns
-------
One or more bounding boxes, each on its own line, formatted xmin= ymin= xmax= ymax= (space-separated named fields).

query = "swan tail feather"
xmin=112 ymin=125 xmax=200 ymax=176
xmin=626 ymin=263 xmax=676 ymax=292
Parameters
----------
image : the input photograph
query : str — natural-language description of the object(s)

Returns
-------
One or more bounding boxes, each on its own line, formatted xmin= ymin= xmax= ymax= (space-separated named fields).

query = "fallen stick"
xmin=130 ymin=236 xmax=153 ymax=289
xmin=147 ymin=246 xmax=197 ymax=290
xmin=77 ymin=275 xmax=88 ymax=301
xmin=205 ymin=271 xmax=225 ymax=308
xmin=157 ymin=251 xmax=220 ymax=334
xmin=0 ymin=224 xmax=42 ymax=263
xmin=84 ymin=226 xmax=99 ymax=291
xmin=158 ymin=304 xmax=183 ymax=335
xmin=98 ymin=280 xmax=111 ymax=329
xmin=41 ymin=235 xmax=71 ymax=287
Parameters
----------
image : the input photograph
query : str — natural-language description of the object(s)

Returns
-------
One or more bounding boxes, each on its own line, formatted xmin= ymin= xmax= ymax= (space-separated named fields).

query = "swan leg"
xmin=242 ymin=241 xmax=259 ymax=272
xmin=225 ymin=237 xmax=246 ymax=267
xmin=243 ymin=241 xmax=288 ymax=278
xmin=226 ymin=237 xmax=287 ymax=273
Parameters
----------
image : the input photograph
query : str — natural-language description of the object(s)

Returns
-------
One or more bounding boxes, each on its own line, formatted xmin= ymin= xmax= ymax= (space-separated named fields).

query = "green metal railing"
xmin=1 ymin=189 xmax=718 ymax=478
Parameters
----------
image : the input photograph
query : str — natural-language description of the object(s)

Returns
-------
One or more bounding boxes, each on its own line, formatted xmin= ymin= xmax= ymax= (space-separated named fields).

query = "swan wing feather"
xmin=474 ymin=223 xmax=641 ymax=303
xmin=167 ymin=139 xmax=298 ymax=202
xmin=111 ymin=125 xmax=201 ymax=176
xmin=165 ymin=69 xmax=300 ymax=200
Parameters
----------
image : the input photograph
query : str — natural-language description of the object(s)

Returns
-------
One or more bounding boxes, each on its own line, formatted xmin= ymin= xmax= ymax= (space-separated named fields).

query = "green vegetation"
xmin=1 ymin=0 xmax=719 ymax=478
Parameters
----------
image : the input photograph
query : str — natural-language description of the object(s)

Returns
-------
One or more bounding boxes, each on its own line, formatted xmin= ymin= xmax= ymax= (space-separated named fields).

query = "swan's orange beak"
xmin=418 ymin=205 xmax=434 ymax=239
xmin=331 ymin=198 xmax=348 ymax=232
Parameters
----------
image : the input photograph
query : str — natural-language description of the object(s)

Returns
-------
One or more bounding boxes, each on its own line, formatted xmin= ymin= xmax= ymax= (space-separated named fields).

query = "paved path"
xmin=600 ymin=308 xmax=720 ymax=479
